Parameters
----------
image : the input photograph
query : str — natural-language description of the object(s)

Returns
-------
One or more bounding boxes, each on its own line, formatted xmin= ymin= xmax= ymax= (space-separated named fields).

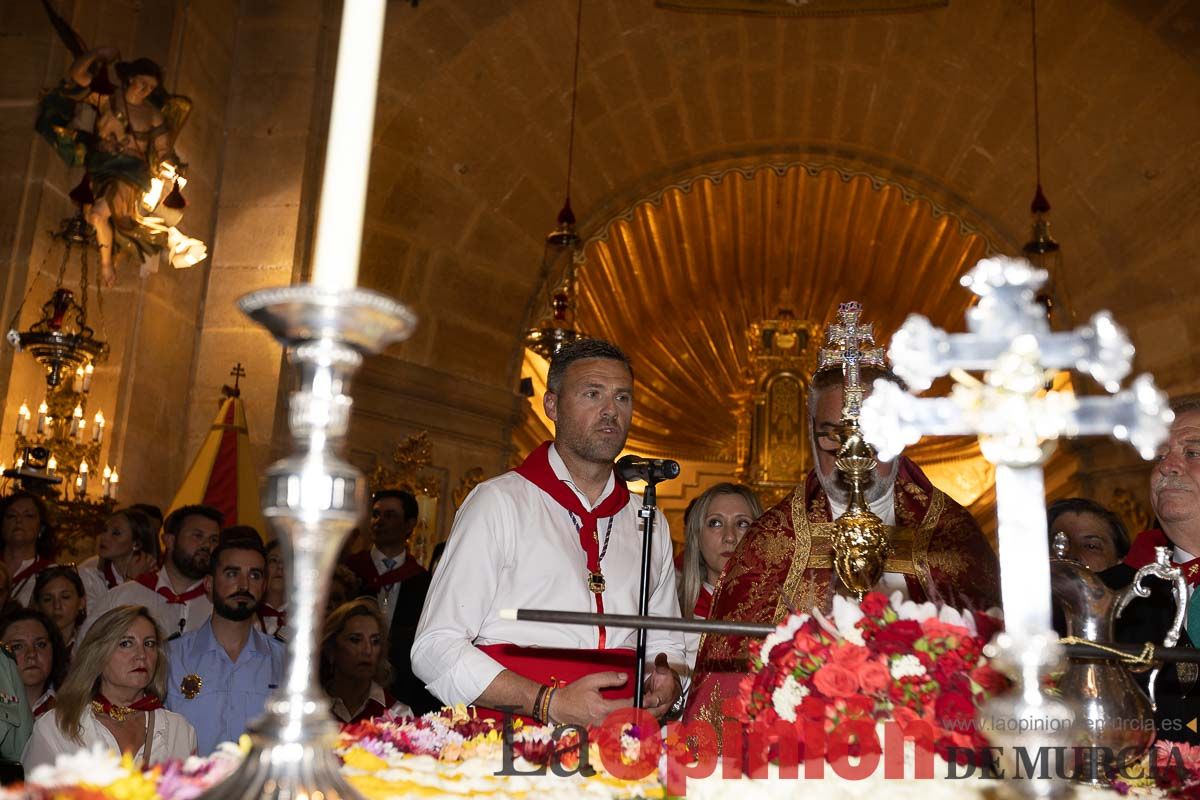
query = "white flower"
xmin=937 ymin=604 xmax=978 ymax=635
xmin=760 ymin=612 xmax=809 ymax=662
xmin=890 ymin=654 xmax=927 ymax=680
xmin=25 ymin=743 xmax=129 ymax=787
xmin=831 ymin=595 xmax=866 ymax=645
xmin=891 ymin=596 xmax=938 ymax=623
xmin=772 ymin=675 xmax=809 ymax=722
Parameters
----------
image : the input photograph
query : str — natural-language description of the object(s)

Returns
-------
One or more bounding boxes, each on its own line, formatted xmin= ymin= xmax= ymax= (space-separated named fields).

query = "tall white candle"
xmin=309 ymin=0 xmax=388 ymax=291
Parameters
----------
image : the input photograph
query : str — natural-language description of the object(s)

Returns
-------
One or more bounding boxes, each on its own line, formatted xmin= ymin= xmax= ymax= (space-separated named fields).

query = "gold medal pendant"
xmin=588 ymin=571 xmax=606 ymax=594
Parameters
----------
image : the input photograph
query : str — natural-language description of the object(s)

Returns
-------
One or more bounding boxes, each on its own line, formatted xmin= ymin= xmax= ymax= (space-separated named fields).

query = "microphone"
xmin=615 ymin=454 xmax=680 ymax=484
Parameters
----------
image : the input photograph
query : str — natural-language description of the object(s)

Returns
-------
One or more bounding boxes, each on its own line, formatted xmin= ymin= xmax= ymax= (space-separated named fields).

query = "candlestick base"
xmin=195 ymin=285 xmax=415 ymax=800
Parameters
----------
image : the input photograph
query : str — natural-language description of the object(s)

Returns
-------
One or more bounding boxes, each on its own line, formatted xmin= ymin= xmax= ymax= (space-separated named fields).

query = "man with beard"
xmin=342 ymin=490 xmax=437 ymax=715
xmin=412 ymin=339 xmax=685 ymax=725
xmin=687 ymin=311 xmax=999 ymax=729
xmin=81 ymin=505 xmax=221 ymax=640
xmin=165 ymin=534 xmax=285 ymax=754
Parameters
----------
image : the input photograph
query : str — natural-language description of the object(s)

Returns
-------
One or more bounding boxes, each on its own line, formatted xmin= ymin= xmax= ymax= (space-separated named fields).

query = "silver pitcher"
xmin=1050 ymin=532 xmax=1186 ymax=784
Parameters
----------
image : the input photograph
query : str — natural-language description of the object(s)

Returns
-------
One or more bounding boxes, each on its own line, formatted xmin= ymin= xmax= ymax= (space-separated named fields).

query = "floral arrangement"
xmin=4 ymin=740 xmax=244 ymax=800
xmin=735 ymin=591 xmax=1008 ymax=762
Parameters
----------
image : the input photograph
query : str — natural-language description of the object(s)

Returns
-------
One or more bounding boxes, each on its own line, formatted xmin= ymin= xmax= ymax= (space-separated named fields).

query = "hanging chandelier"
xmin=6 ymin=211 xmax=109 ymax=387
xmin=524 ymin=0 xmax=587 ymax=360
xmin=1021 ymin=0 xmax=1070 ymax=324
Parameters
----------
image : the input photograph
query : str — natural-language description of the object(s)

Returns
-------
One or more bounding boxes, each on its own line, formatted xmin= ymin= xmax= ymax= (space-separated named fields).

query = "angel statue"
xmin=35 ymin=2 xmax=207 ymax=287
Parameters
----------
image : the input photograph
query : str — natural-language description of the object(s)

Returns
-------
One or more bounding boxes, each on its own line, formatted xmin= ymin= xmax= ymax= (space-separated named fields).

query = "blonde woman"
xmin=22 ymin=605 xmax=195 ymax=769
xmin=321 ymin=599 xmax=413 ymax=723
xmin=676 ymin=483 xmax=762 ymax=672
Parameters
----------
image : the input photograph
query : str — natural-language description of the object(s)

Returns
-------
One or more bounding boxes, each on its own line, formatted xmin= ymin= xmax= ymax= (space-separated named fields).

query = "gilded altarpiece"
xmin=736 ymin=313 xmax=822 ymax=505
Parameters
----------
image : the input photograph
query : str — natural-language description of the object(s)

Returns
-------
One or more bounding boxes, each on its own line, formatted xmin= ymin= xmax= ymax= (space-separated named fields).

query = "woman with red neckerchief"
xmin=0 ymin=608 xmax=67 ymax=719
xmin=0 ymin=492 xmax=58 ymax=608
xmin=22 ymin=605 xmax=195 ymax=768
xmin=675 ymin=483 xmax=762 ymax=673
xmin=77 ymin=509 xmax=160 ymax=615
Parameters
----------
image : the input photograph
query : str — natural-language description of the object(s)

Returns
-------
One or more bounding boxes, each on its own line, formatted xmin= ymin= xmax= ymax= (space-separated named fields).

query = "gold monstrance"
xmin=817 ymin=301 xmax=890 ymax=597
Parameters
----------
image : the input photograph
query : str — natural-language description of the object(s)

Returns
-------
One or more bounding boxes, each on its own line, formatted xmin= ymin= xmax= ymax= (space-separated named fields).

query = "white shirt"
xmin=682 ymin=582 xmax=714 ymax=674
xmin=412 ymin=444 xmax=686 ymax=707
xmin=329 ymin=681 xmax=414 ymax=724
xmin=22 ymin=707 xmax=196 ymax=770
xmin=79 ymin=567 xmax=212 ymax=642
xmin=828 ymin=482 xmax=910 ymax=598
xmin=369 ymin=546 xmax=405 ymax=629
xmin=77 ymin=556 xmax=123 ymax=616
xmin=11 ymin=557 xmax=50 ymax=607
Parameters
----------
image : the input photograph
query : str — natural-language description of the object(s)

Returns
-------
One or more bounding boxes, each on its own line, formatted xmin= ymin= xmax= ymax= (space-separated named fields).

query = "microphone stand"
xmin=634 ymin=480 xmax=659 ymax=709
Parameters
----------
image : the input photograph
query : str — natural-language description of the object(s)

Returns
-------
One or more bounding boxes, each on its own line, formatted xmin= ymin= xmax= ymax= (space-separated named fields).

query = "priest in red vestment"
xmin=686 ymin=333 xmax=1000 ymax=730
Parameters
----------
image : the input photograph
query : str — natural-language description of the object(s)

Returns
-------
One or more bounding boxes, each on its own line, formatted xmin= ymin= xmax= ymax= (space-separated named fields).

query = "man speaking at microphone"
xmin=412 ymin=339 xmax=685 ymax=726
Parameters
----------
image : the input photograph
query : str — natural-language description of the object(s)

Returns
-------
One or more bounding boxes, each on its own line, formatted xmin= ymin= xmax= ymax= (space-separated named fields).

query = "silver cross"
xmin=859 ymin=256 xmax=1172 ymax=798
xmin=817 ymin=301 xmax=886 ymax=420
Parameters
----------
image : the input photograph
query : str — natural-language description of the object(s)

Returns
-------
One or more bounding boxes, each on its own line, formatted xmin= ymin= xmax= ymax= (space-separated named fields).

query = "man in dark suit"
xmin=1098 ymin=399 xmax=1200 ymax=743
xmin=342 ymin=490 xmax=439 ymax=716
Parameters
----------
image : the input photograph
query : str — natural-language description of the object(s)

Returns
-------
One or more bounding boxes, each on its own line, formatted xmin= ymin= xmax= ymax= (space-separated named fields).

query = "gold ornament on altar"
xmin=818 ymin=301 xmax=891 ymax=598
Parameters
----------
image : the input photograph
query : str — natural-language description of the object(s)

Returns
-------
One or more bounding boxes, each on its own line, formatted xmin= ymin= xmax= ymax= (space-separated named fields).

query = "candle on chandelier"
xmin=108 ymin=468 xmax=119 ymax=500
xmin=46 ymin=456 xmax=56 ymax=475
xmin=72 ymin=367 xmax=84 ymax=393
xmin=16 ymin=402 xmax=30 ymax=436
xmin=68 ymin=404 xmax=83 ymax=437
xmin=78 ymin=460 xmax=88 ymax=494
xmin=37 ymin=401 xmax=49 ymax=435
xmin=83 ymin=363 xmax=94 ymax=392
xmin=93 ymin=411 xmax=105 ymax=443
xmin=77 ymin=419 xmax=86 ymax=443
xmin=13 ymin=457 xmax=22 ymax=470
xmin=102 ymin=465 xmax=111 ymax=495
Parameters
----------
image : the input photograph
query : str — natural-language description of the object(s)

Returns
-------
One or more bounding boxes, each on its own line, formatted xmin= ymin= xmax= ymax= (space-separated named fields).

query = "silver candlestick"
xmin=197 ymin=285 xmax=416 ymax=800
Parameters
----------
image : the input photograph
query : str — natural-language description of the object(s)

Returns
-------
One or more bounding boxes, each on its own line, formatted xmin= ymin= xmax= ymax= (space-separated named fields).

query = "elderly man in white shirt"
xmin=412 ymin=339 xmax=685 ymax=728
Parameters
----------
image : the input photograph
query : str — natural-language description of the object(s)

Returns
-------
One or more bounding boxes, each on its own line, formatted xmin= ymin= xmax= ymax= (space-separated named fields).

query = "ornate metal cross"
xmin=817 ymin=301 xmax=885 ymax=420
xmin=859 ymin=256 xmax=1172 ymax=797
xmin=230 ymin=362 xmax=246 ymax=390
xmin=860 ymin=257 xmax=1171 ymax=640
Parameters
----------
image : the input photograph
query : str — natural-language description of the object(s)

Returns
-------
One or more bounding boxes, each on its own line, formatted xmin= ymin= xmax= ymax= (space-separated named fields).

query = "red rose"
xmin=860 ymin=591 xmax=890 ymax=618
xmin=970 ymin=665 xmax=1009 ymax=695
xmin=813 ymin=664 xmax=859 ymax=698
xmin=973 ymin=611 xmax=1003 ymax=643
xmin=869 ymin=619 xmax=923 ymax=654
xmin=828 ymin=642 xmax=871 ymax=669
xmin=858 ymin=659 xmax=891 ymax=694
xmin=934 ymin=690 xmax=977 ymax=730
xmin=799 ymin=696 xmax=828 ymax=721
xmin=793 ymin=628 xmax=824 ymax=655
xmin=842 ymin=694 xmax=875 ymax=718
xmin=933 ymin=651 xmax=966 ymax=682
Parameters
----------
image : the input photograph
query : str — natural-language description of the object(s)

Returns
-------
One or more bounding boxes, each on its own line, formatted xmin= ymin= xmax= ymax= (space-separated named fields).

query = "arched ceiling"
xmin=577 ymin=162 xmax=991 ymax=460
xmin=361 ymin=0 xmax=1200 ymax=397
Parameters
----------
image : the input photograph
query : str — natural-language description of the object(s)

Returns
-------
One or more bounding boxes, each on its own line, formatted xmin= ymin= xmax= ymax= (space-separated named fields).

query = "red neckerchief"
xmin=259 ymin=604 xmax=287 ymax=633
xmin=101 ymin=560 xmax=120 ymax=589
xmin=11 ymin=558 xmax=54 ymax=594
xmin=693 ymin=584 xmax=713 ymax=619
xmin=367 ymin=555 xmax=424 ymax=593
xmin=91 ymin=692 xmax=163 ymax=720
xmin=33 ymin=693 xmax=55 ymax=718
xmin=134 ymin=570 xmax=207 ymax=604
xmin=513 ymin=441 xmax=630 ymax=649
xmin=1126 ymin=529 xmax=1200 ymax=586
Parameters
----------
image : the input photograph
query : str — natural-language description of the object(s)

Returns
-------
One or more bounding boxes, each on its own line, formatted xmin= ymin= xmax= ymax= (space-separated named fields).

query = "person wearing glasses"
xmin=688 ymin=303 xmax=999 ymax=729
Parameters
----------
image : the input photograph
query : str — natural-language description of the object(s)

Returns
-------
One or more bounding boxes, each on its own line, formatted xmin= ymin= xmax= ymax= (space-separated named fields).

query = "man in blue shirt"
xmin=166 ymin=531 xmax=285 ymax=754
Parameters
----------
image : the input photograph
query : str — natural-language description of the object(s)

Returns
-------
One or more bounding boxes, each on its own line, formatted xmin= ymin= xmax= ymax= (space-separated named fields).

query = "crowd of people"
xmin=0 ymin=335 xmax=1194 ymax=775
xmin=0 ymin=479 xmax=444 ymax=775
